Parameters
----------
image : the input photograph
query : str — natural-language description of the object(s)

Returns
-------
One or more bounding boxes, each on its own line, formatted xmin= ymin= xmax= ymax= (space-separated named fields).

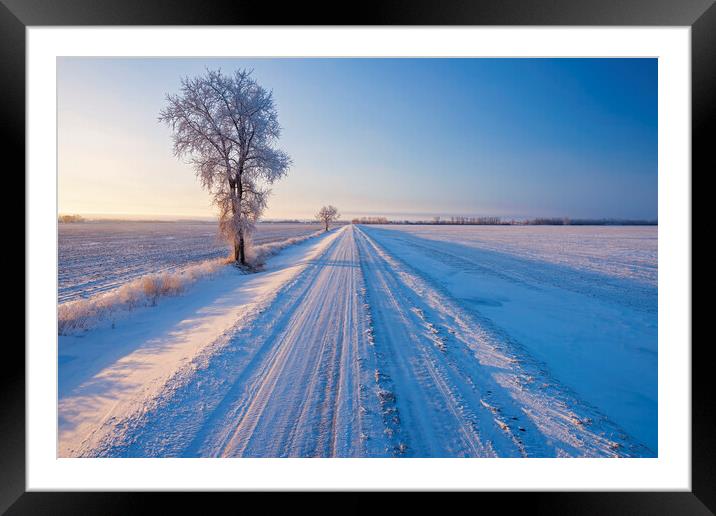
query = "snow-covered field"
xmin=59 ymin=221 xmax=322 ymax=303
xmin=58 ymin=224 xmax=657 ymax=458
xmin=380 ymin=225 xmax=657 ymax=286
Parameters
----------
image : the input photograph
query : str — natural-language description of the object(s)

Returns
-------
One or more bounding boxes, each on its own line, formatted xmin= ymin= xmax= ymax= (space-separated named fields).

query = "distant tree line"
xmin=557 ymin=218 xmax=657 ymax=226
xmin=350 ymin=215 xmax=657 ymax=226
xmin=58 ymin=214 xmax=85 ymax=223
xmin=351 ymin=216 xmax=390 ymax=225
xmin=430 ymin=216 xmax=503 ymax=225
xmin=524 ymin=217 xmax=657 ymax=226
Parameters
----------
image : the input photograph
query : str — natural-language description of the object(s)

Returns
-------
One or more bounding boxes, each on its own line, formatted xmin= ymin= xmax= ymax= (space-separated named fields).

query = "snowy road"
xmin=59 ymin=225 xmax=653 ymax=458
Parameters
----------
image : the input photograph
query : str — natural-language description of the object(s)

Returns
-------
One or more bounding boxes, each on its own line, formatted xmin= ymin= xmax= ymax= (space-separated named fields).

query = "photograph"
xmin=56 ymin=57 xmax=658 ymax=459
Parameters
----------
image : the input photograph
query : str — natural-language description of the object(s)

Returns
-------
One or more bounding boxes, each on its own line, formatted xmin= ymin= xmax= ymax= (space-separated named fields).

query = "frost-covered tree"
xmin=316 ymin=205 xmax=340 ymax=232
xmin=159 ymin=69 xmax=291 ymax=265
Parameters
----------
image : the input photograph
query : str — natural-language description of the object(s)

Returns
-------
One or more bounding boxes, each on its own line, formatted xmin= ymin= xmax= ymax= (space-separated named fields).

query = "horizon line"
xmin=59 ymin=212 xmax=658 ymax=224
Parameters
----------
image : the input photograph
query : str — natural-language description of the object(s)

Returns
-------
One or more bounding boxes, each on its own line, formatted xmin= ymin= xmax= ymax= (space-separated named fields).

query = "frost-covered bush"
xmin=58 ymin=257 xmax=228 ymax=334
xmin=57 ymin=229 xmax=325 ymax=334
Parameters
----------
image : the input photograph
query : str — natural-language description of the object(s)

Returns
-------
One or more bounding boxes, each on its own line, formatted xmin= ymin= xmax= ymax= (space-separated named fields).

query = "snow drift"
xmin=58 ymin=229 xmax=324 ymax=334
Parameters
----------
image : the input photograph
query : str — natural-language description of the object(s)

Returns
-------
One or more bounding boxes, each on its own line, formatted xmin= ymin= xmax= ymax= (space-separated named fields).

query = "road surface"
xmin=59 ymin=225 xmax=651 ymax=457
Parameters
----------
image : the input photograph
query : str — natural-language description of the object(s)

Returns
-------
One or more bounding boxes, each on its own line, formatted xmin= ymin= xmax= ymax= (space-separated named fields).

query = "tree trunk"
xmin=325 ymin=220 xmax=328 ymax=232
xmin=239 ymin=232 xmax=246 ymax=265
xmin=236 ymin=165 xmax=245 ymax=265
xmin=227 ymin=175 xmax=239 ymax=263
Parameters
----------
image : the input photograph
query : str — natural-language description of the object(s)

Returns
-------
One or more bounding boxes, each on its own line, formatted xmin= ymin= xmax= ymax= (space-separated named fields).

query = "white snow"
xmin=58 ymin=224 xmax=324 ymax=334
xmin=58 ymin=224 xmax=656 ymax=458
xmin=58 ymin=229 xmax=340 ymax=457
xmin=359 ymin=225 xmax=657 ymax=452
xmin=379 ymin=224 xmax=657 ymax=286
xmin=59 ymin=221 xmax=323 ymax=303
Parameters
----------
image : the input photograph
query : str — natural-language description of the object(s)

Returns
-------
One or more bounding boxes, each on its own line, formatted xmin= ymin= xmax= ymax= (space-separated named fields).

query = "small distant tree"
xmin=159 ymin=69 xmax=291 ymax=265
xmin=316 ymin=205 xmax=340 ymax=232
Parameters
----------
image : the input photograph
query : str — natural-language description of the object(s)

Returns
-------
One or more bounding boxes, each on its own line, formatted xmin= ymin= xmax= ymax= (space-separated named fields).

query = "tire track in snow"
xmin=91 ymin=225 xmax=389 ymax=457
xmin=355 ymin=226 xmax=652 ymax=457
xmin=82 ymin=224 xmax=648 ymax=458
xmin=84 ymin=228 xmax=344 ymax=456
xmin=217 ymin=225 xmax=362 ymax=457
xmin=355 ymin=226 xmax=518 ymax=457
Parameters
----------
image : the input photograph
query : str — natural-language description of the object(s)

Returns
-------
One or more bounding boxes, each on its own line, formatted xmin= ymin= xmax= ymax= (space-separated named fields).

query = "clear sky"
xmin=58 ymin=58 xmax=657 ymax=221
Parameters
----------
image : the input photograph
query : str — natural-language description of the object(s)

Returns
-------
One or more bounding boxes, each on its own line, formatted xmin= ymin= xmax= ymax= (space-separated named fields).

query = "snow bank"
xmin=246 ymin=229 xmax=324 ymax=266
xmin=58 ymin=257 xmax=229 ymax=334
xmin=58 ymin=229 xmax=325 ymax=335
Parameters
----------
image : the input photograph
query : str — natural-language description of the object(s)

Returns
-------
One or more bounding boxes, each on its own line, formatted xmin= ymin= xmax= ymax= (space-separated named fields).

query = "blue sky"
xmin=58 ymin=58 xmax=657 ymax=220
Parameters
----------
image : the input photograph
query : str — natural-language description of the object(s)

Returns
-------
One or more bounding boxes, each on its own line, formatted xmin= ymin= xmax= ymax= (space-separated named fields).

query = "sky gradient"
xmin=58 ymin=58 xmax=657 ymax=221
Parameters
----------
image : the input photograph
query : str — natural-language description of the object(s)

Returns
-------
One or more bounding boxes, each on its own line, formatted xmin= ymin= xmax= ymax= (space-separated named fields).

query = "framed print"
xmin=6 ymin=0 xmax=710 ymax=512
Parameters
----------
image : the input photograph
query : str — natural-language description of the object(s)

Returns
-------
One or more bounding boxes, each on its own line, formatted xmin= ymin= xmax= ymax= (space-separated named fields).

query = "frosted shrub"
xmin=161 ymin=273 xmax=184 ymax=295
xmin=58 ymin=256 xmax=228 ymax=335
xmin=142 ymin=276 xmax=159 ymax=302
xmin=57 ymin=229 xmax=324 ymax=335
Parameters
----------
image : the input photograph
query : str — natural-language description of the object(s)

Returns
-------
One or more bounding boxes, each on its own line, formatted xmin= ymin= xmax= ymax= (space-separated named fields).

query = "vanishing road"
xmin=59 ymin=225 xmax=652 ymax=458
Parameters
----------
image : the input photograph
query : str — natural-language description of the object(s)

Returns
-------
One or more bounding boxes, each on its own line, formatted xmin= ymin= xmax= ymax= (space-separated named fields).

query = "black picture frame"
xmin=5 ymin=0 xmax=709 ymax=512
